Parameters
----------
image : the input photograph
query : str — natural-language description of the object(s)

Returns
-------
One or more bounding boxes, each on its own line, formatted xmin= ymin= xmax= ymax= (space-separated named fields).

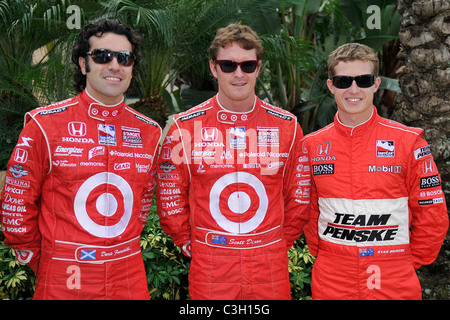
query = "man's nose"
xmin=348 ymin=80 xmax=360 ymax=93
xmin=234 ymin=65 xmax=246 ymax=77
xmin=107 ymin=57 xmax=121 ymax=70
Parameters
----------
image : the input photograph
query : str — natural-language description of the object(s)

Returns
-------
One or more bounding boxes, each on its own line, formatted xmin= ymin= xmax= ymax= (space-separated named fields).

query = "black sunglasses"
xmin=86 ymin=48 xmax=135 ymax=67
xmin=331 ymin=74 xmax=376 ymax=89
xmin=215 ymin=60 xmax=259 ymax=73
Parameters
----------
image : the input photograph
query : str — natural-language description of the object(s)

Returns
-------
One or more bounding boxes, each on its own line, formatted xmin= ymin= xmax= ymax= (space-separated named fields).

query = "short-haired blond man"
xmin=302 ymin=43 xmax=448 ymax=299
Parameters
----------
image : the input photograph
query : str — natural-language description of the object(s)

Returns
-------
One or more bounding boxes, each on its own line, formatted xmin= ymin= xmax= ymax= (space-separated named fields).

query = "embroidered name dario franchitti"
xmin=322 ymin=213 xmax=398 ymax=243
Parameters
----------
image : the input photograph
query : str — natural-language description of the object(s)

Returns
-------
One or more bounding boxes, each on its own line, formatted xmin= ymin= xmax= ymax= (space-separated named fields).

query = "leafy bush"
xmin=0 ymin=239 xmax=36 ymax=300
xmin=289 ymin=236 xmax=315 ymax=300
xmin=0 ymin=200 xmax=313 ymax=300
xmin=140 ymin=208 xmax=190 ymax=300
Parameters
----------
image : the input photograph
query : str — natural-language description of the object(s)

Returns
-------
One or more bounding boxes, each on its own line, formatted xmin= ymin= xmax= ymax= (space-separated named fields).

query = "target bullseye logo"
xmin=228 ymin=191 xmax=251 ymax=214
xmin=209 ymin=172 xmax=268 ymax=234
xmin=74 ymin=172 xmax=133 ymax=238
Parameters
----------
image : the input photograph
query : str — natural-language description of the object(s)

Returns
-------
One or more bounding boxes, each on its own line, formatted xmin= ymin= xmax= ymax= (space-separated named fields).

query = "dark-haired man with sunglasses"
xmin=0 ymin=19 xmax=162 ymax=299
xmin=301 ymin=43 xmax=448 ymax=299
xmin=156 ymin=23 xmax=310 ymax=299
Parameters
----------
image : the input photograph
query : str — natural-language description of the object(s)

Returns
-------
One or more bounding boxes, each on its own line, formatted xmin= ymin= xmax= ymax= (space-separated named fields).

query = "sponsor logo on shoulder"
xmin=266 ymin=109 xmax=292 ymax=121
xmin=179 ymin=110 xmax=206 ymax=122
xmin=135 ymin=114 xmax=158 ymax=127
xmin=414 ymin=145 xmax=431 ymax=160
xmin=420 ymin=175 xmax=440 ymax=189
xmin=39 ymin=106 xmax=68 ymax=115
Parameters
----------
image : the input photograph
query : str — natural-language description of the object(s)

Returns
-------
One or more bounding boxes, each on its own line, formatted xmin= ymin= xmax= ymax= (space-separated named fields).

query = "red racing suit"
xmin=302 ymin=106 xmax=448 ymax=299
xmin=156 ymin=95 xmax=310 ymax=299
xmin=0 ymin=90 xmax=161 ymax=299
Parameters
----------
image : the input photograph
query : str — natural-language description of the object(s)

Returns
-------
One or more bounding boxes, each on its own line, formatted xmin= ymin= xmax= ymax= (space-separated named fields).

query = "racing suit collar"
xmin=79 ymin=89 xmax=126 ymax=121
xmin=214 ymin=94 xmax=259 ymax=124
xmin=335 ymin=106 xmax=378 ymax=137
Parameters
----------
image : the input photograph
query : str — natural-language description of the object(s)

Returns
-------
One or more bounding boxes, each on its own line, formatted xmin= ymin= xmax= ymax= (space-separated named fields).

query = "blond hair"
xmin=209 ymin=22 xmax=263 ymax=61
xmin=327 ymin=43 xmax=379 ymax=78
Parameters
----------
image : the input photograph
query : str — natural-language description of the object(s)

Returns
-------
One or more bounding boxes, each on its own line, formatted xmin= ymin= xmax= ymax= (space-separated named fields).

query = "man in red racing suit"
xmin=302 ymin=43 xmax=448 ymax=299
xmin=0 ymin=20 xmax=161 ymax=299
xmin=156 ymin=23 xmax=310 ymax=299
xmin=157 ymin=95 xmax=308 ymax=300
xmin=0 ymin=89 xmax=161 ymax=299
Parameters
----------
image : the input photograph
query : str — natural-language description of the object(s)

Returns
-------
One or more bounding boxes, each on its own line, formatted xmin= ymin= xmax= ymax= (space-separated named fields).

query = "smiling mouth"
xmin=104 ymin=76 xmax=122 ymax=82
xmin=346 ymin=98 xmax=362 ymax=102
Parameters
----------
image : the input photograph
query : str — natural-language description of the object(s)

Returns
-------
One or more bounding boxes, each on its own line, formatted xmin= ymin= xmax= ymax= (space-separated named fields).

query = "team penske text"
xmin=322 ymin=213 xmax=398 ymax=243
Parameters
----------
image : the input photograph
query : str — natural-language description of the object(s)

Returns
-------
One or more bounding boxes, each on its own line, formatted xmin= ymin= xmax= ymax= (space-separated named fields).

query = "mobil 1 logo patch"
xmin=312 ymin=163 xmax=334 ymax=176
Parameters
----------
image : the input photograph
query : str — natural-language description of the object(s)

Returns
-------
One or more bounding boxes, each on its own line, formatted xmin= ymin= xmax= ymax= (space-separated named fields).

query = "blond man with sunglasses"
xmin=302 ymin=43 xmax=448 ymax=299
xmin=0 ymin=19 xmax=162 ymax=299
xmin=156 ymin=22 xmax=310 ymax=299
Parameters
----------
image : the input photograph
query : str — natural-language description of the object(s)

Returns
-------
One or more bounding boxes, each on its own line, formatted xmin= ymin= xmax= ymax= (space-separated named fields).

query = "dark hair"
xmin=71 ymin=19 xmax=141 ymax=92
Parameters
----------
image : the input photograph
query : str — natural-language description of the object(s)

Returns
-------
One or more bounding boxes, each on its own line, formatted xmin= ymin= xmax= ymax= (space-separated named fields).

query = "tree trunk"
xmin=393 ymin=0 xmax=450 ymax=206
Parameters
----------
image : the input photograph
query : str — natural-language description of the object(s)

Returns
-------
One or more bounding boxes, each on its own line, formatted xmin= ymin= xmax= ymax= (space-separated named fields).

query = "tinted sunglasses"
xmin=86 ymin=48 xmax=135 ymax=66
xmin=215 ymin=60 xmax=259 ymax=73
xmin=331 ymin=74 xmax=376 ymax=89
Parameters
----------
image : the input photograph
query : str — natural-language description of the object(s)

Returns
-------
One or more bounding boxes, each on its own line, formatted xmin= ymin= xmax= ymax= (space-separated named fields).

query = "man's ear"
xmin=255 ymin=60 xmax=262 ymax=78
xmin=79 ymin=56 xmax=88 ymax=75
xmin=209 ymin=60 xmax=218 ymax=79
xmin=373 ymin=76 xmax=381 ymax=93
xmin=326 ymin=79 xmax=335 ymax=95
